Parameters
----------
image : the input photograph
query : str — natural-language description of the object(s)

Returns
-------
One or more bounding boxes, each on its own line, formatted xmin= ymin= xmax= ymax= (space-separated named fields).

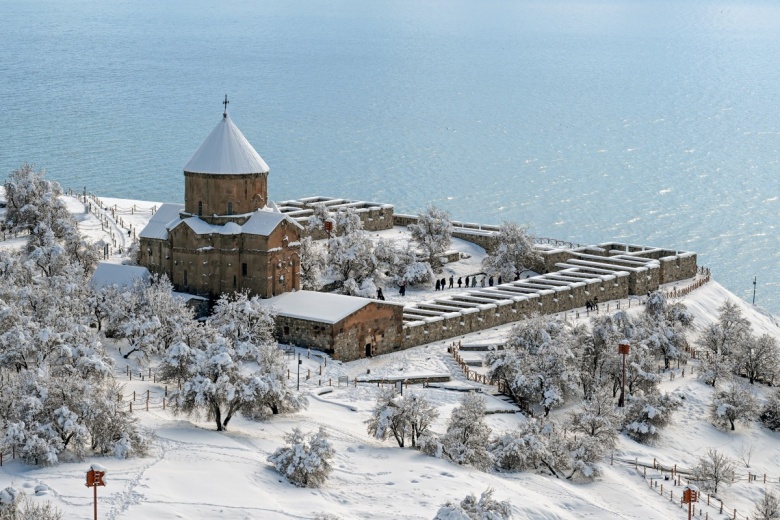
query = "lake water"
xmin=2 ymin=0 xmax=780 ymax=312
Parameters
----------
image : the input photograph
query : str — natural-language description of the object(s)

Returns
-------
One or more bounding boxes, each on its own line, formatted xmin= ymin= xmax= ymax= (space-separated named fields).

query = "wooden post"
xmin=163 ymin=398 xmax=165 ymax=410
xmin=146 ymin=398 xmax=149 ymax=411
xmin=319 ymin=365 xmax=322 ymax=376
xmin=130 ymin=402 xmax=133 ymax=413
xmin=133 ymin=391 xmax=136 ymax=401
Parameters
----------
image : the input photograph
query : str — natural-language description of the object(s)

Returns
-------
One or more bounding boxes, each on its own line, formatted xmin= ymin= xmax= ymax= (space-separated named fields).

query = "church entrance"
xmin=365 ymin=343 xmax=372 ymax=358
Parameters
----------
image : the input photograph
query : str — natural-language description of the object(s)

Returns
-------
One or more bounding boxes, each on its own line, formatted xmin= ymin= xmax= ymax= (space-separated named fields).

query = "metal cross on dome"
xmin=223 ymin=95 xmax=229 ymax=118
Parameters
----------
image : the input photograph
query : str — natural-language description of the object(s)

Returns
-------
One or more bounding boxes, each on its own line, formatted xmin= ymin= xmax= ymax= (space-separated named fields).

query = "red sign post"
xmin=617 ymin=341 xmax=630 ymax=407
xmin=682 ymin=484 xmax=699 ymax=520
xmin=86 ymin=465 xmax=107 ymax=520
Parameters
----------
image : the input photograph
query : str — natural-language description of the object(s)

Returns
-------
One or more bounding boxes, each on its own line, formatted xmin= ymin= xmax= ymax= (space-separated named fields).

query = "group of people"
xmin=585 ymin=297 xmax=599 ymax=311
xmin=434 ymin=276 xmax=453 ymax=291
xmin=392 ymin=271 xmax=518 ymax=298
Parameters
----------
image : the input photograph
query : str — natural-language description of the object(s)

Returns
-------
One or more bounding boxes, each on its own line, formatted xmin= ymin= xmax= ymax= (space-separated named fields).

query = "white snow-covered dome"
xmin=183 ymin=113 xmax=269 ymax=175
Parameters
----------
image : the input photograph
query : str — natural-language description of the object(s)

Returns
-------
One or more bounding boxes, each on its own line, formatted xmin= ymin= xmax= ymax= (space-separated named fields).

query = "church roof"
xmin=183 ymin=113 xmax=269 ymax=175
xmin=138 ymin=203 xmax=185 ymax=240
xmin=139 ymin=203 xmax=302 ymax=241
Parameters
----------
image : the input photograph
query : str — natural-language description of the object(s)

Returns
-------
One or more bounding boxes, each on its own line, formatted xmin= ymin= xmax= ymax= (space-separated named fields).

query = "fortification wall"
xmin=400 ymin=273 xmax=631 ymax=349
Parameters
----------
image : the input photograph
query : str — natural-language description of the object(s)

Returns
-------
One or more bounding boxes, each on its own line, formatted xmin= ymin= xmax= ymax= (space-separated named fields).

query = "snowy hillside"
xmin=2 ymin=194 xmax=780 ymax=519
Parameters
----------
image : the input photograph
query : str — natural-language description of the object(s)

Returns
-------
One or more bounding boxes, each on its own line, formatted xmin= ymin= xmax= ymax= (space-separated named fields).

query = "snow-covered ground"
xmin=3 ymin=195 xmax=780 ymax=519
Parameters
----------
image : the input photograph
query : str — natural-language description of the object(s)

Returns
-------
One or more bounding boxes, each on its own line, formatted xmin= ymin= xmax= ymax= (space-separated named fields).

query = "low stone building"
xmin=268 ymin=291 xmax=404 ymax=361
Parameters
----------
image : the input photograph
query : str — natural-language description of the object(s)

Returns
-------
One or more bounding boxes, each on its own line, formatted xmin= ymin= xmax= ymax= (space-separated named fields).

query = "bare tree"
xmin=753 ymin=489 xmax=780 ymax=520
xmin=738 ymin=442 xmax=754 ymax=468
xmin=693 ymin=448 xmax=737 ymax=494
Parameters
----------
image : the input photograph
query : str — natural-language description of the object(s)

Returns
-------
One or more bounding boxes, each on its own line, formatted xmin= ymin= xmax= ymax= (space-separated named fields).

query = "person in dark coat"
xmin=377 ymin=288 xmax=384 ymax=300
xmin=441 ymin=277 xmax=446 ymax=290
xmin=465 ymin=275 xmax=470 ymax=288
xmin=449 ymin=276 xmax=454 ymax=289
xmin=488 ymin=276 xmax=494 ymax=287
xmin=457 ymin=277 xmax=463 ymax=288
xmin=498 ymin=276 xmax=502 ymax=285
xmin=435 ymin=279 xmax=441 ymax=291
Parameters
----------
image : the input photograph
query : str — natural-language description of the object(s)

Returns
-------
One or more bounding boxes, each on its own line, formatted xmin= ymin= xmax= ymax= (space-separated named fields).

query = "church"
xmin=138 ymin=101 xmax=302 ymax=300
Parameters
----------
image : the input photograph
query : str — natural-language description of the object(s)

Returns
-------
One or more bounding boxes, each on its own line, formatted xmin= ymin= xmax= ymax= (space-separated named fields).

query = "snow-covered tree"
xmin=488 ymin=420 xmax=555 ymax=473
xmin=379 ymin=241 xmax=434 ymax=287
xmin=0 ymin=369 xmax=147 ymax=466
xmin=698 ymin=352 xmax=734 ymax=387
xmin=697 ymin=300 xmax=750 ymax=356
xmin=753 ymin=490 xmax=780 ymax=520
xmin=564 ymin=433 xmax=606 ymax=480
xmin=693 ymin=448 xmax=737 ymax=494
xmin=711 ymin=379 xmax=759 ymax=431
xmin=577 ymin=317 xmax=621 ymax=399
xmin=268 ymin=427 xmax=334 ymax=488
xmin=409 ymin=206 xmax=452 ymax=269
xmin=161 ymin=325 xmax=304 ymax=430
xmin=306 ymin=203 xmax=332 ymax=233
xmin=734 ymin=333 xmax=780 ymax=385
xmin=567 ymin=390 xmax=621 ymax=451
xmin=366 ymin=389 xmax=438 ymax=448
xmin=0 ymin=487 xmax=63 ymax=520
xmin=3 ymin=164 xmax=72 ymax=240
xmin=208 ymin=291 xmax=276 ymax=349
xmin=622 ymin=390 xmax=681 ymax=443
xmin=145 ymin=274 xmax=197 ymax=351
xmin=433 ymin=488 xmax=512 ymax=520
xmin=299 ymin=236 xmax=326 ymax=290
xmin=760 ymin=389 xmax=780 ymax=431
xmin=326 ymin=209 xmax=379 ymax=293
xmin=487 ymin=316 xmax=579 ymax=416
xmin=642 ymin=292 xmax=692 ymax=369
xmin=440 ymin=392 xmax=493 ymax=471
xmin=481 ymin=221 xmax=539 ymax=281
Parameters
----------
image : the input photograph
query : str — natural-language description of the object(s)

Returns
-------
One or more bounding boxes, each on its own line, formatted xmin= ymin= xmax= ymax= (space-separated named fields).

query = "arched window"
xmin=198 ymin=201 xmax=203 ymax=216
xmin=227 ymin=202 xmax=233 ymax=215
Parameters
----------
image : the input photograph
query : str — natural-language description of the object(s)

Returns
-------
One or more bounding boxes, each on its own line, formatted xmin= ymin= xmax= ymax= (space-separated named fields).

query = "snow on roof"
xmin=138 ymin=203 xmax=184 ymax=240
xmin=172 ymin=292 xmax=208 ymax=302
xmin=89 ymin=263 xmax=150 ymax=290
xmin=176 ymin=210 xmax=300 ymax=237
xmin=183 ymin=113 xmax=269 ymax=175
xmin=268 ymin=291 xmax=394 ymax=324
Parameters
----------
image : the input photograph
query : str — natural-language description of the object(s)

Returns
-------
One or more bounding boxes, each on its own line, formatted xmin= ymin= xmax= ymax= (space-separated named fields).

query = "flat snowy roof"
xmin=89 ymin=263 xmax=150 ymax=290
xmin=268 ymin=291 xmax=388 ymax=324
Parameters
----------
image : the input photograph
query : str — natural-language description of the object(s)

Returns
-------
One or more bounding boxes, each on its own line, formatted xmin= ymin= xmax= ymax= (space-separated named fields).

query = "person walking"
xmin=471 ymin=277 xmax=477 ymax=288
xmin=377 ymin=288 xmax=385 ymax=300
xmin=435 ymin=279 xmax=441 ymax=291
xmin=441 ymin=277 xmax=446 ymax=290
xmin=457 ymin=277 xmax=463 ymax=288
xmin=480 ymin=276 xmax=486 ymax=287
xmin=488 ymin=276 xmax=494 ymax=287
xmin=465 ymin=275 xmax=470 ymax=288
xmin=498 ymin=276 xmax=502 ymax=285
xmin=449 ymin=276 xmax=454 ymax=289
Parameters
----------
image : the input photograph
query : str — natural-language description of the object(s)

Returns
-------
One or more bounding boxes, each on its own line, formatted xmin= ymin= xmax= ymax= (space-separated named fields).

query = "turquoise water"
xmin=2 ymin=0 xmax=780 ymax=311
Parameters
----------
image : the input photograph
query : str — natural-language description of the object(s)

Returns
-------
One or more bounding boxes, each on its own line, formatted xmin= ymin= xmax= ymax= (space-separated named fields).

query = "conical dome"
xmin=183 ymin=113 xmax=269 ymax=175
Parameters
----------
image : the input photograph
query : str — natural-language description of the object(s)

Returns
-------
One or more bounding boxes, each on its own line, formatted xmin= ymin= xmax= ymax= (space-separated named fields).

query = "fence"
xmin=618 ymin=456 xmax=779 ymax=520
